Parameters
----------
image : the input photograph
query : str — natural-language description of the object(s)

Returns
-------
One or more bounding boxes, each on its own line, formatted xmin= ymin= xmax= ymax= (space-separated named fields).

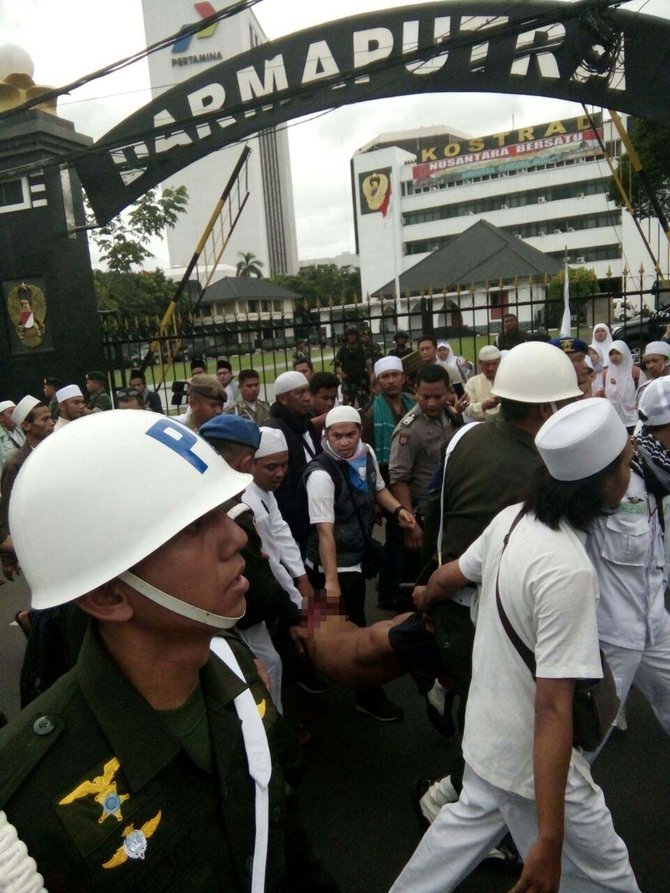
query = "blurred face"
xmin=85 ymin=378 xmax=102 ymax=394
xmin=24 ymin=406 xmax=54 ymax=442
xmin=189 ymin=392 xmax=224 ymax=426
xmin=594 ymin=328 xmax=608 ymax=343
xmin=253 ymin=451 xmax=289 ymax=492
xmin=437 ymin=346 xmax=449 ymax=361
xmin=609 ymin=349 xmax=623 ymax=366
xmin=129 ymin=377 xmax=146 ymax=391
xmin=216 ymin=367 xmax=232 ymax=386
xmin=644 ymin=354 xmax=668 ymax=380
xmin=604 ymin=439 xmax=634 ymax=508
xmin=416 ymin=380 xmax=451 ymax=418
xmin=569 ymin=352 xmax=590 ymax=387
xmin=377 ymin=370 xmax=404 ymax=397
xmin=587 ymin=347 xmax=600 ymax=365
xmin=480 ymin=358 xmax=500 ymax=381
xmin=43 ymin=384 xmax=56 ymax=401
xmin=280 ymin=385 xmax=311 ymax=417
xmin=118 ymin=397 xmax=143 ymax=410
xmin=311 ymin=386 xmax=337 ymax=416
xmin=128 ymin=508 xmax=249 ymax=634
xmin=326 ymin=422 xmax=361 ymax=459
xmin=418 ymin=340 xmax=437 ymax=363
xmin=0 ymin=408 xmax=15 ymax=429
xmin=503 ymin=315 xmax=517 ymax=333
xmin=294 ymin=362 xmax=312 ymax=382
xmin=239 ymin=377 xmax=261 ymax=402
xmin=60 ymin=396 xmax=87 ymax=421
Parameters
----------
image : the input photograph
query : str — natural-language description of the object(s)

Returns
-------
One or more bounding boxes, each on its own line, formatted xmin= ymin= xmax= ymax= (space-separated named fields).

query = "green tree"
xmin=88 ymin=186 xmax=189 ymax=274
xmin=607 ymin=118 xmax=670 ymax=219
xmin=272 ymin=264 xmax=361 ymax=308
xmin=545 ymin=266 xmax=598 ymax=329
xmin=93 ymin=268 xmax=184 ymax=319
xmin=236 ymin=251 xmax=264 ymax=277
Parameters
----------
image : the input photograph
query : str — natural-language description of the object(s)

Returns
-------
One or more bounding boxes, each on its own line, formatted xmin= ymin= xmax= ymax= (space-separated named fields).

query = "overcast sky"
xmin=1 ymin=0 xmax=666 ymax=263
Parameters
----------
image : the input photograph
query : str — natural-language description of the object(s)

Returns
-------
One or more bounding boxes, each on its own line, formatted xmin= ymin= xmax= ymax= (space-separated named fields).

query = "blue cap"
xmin=199 ymin=415 xmax=261 ymax=450
xmin=549 ymin=336 xmax=590 ymax=355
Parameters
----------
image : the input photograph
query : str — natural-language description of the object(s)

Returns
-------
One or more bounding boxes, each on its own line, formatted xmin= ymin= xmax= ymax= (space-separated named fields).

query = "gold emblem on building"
xmin=8 ymin=282 xmax=47 ymax=348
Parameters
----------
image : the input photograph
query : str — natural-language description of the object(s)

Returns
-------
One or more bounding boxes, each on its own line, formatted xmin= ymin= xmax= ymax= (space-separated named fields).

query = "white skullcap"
xmin=325 ymin=405 xmax=361 ymax=428
xmin=535 ymin=398 xmax=628 ymax=482
xmin=56 ymin=384 xmax=83 ymax=403
xmin=639 ymin=377 xmax=670 ymax=427
xmin=256 ymin=427 xmax=288 ymax=458
xmin=479 ymin=345 xmax=501 ymax=362
xmin=374 ymin=356 xmax=403 ymax=377
xmin=12 ymin=395 xmax=40 ymax=427
xmin=0 ymin=400 xmax=16 ymax=413
xmin=644 ymin=341 xmax=670 ymax=359
xmin=274 ymin=371 xmax=309 ymax=396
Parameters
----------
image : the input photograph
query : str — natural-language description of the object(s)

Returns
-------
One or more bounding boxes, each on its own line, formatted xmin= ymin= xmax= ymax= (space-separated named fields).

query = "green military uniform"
xmin=87 ymin=390 xmax=113 ymax=412
xmin=388 ymin=405 xmax=458 ymax=513
xmin=223 ymin=398 xmax=271 ymax=426
xmin=0 ymin=624 xmax=299 ymax=893
xmin=333 ymin=344 xmax=370 ymax=408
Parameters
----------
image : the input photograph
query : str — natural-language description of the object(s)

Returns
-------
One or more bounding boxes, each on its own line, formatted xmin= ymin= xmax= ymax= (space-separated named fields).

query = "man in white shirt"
xmin=392 ymin=399 xmax=639 ymax=893
xmin=464 ymin=345 xmax=501 ymax=421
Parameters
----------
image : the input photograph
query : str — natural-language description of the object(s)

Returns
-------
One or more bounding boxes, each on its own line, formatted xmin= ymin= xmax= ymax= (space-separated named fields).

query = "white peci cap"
xmin=638 ymin=377 xmax=670 ymax=427
xmin=274 ymin=371 xmax=309 ymax=395
xmin=644 ymin=341 xmax=670 ymax=359
xmin=256 ymin=427 xmax=288 ymax=458
xmin=325 ymin=405 xmax=361 ymax=428
xmin=535 ymin=398 xmax=628 ymax=482
xmin=374 ymin=356 xmax=403 ymax=377
xmin=479 ymin=345 xmax=501 ymax=362
xmin=12 ymin=395 xmax=40 ymax=427
xmin=56 ymin=384 xmax=83 ymax=402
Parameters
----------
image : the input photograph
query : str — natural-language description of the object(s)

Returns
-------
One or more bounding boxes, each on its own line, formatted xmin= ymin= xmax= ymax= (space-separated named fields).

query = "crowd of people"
xmin=0 ymin=317 xmax=668 ymax=892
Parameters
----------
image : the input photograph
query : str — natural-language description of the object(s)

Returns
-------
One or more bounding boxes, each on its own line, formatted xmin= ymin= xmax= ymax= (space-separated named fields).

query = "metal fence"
xmin=100 ymin=280 xmax=670 ymax=412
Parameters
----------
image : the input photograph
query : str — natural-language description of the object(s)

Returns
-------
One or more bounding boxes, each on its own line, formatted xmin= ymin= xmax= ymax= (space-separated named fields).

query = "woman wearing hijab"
xmin=605 ymin=340 xmax=646 ymax=431
xmin=436 ymin=341 xmax=471 ymax=384
xmin=592 ymin=322 xmax=613 ymax=351
xmin=588 ymin=342 xmax=608 ymax=396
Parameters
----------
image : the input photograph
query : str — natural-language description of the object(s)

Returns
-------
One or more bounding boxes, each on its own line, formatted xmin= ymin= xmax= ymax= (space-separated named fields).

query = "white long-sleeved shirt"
xmin=242 ymin=481 xmax=305 ymax=607
xmin=464 ymin=373 xmax=499 ymax=422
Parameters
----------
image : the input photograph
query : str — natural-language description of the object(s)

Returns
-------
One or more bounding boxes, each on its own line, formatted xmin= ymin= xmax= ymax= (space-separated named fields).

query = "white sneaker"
xmin=418 ymin=775 xmax=459 ymax=823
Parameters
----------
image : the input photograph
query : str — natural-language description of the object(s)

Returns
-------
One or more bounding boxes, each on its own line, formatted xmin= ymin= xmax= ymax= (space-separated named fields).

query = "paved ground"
xmin=1 ymin=577 xmax=668 ymax=892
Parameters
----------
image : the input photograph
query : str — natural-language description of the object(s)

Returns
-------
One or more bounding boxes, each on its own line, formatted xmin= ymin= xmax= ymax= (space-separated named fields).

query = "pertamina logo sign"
xmin=172 ymin=1 xmax=222 ymax=67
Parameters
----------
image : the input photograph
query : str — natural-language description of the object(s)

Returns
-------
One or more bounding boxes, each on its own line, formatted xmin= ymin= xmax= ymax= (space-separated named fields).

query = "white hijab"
xmin=605 ymin=340 xmax=641 ymax=426
xmin=592 ymin=323 xmax=613 ymax=353
xmin=437 ymin=341 xmax=467 ymax=382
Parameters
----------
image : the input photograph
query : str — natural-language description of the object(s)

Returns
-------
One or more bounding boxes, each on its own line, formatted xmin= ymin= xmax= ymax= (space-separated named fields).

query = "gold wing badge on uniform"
xmin=102 ymin=811 xmax=162 ymax=869
xmin=59 ymin=757 xmax=129 ymax=823
xmin=7 ymin=282 xmax=47 ymax=348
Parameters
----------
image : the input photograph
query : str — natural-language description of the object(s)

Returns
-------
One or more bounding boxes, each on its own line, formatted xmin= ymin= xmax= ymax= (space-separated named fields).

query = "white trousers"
xmin=602 ymin=618 xmax=670 ymax=736
xmin=390 ymin=764 xmax=639 ymax=893
xmin=238 ymin=622 xmax=284 ymax=714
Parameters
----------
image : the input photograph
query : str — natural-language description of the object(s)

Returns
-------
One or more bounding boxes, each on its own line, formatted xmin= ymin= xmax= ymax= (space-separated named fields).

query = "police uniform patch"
xmin=399 ymin=435 xmax=409 ymax=446
xmin=102 ymin=810 xmax=162 ymax=869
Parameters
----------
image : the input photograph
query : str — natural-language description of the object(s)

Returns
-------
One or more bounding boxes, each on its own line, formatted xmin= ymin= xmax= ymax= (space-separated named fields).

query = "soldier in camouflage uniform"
xmin=333 ymin=327 xmax=372 ymax=408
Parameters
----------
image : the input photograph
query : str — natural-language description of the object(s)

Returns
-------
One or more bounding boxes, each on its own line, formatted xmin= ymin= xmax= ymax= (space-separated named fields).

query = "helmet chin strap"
xmin=119 ymin=571 xmax=245 ymax=630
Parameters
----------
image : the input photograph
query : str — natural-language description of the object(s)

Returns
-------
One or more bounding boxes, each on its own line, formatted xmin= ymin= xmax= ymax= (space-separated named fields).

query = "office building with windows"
xmin=352 ymin=112 xmax=665 ymax=308
xmin=141 ymin=0 xmax=298 ymax=277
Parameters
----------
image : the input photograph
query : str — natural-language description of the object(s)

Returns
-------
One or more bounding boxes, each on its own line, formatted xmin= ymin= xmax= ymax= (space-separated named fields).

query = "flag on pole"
xmin=559 ymin=258 xmax=572 ymax=336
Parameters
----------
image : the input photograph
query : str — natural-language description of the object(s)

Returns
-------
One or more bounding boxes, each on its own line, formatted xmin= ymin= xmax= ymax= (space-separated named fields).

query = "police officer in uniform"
xmin=0 ymin=411 xmax=336 ymax=893
xmin=388 ymin=364 xmax=463 ymax=595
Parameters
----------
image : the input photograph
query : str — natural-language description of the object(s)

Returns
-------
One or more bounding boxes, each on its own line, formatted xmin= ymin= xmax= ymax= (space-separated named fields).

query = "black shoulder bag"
xmin=496 ymin=507 xmax=620 ymax=752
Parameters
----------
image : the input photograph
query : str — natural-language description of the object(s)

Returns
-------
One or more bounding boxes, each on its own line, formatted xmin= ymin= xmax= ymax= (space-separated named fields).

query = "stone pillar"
xmin=0 ymin=109 xmax=104 ymax=399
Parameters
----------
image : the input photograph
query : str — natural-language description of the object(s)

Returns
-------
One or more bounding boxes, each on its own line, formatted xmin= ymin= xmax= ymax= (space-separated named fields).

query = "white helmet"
xmin=491 ymin=341 xmax=582 ymax=403
xmin=10 ymin=411 xmax=251 ymax=618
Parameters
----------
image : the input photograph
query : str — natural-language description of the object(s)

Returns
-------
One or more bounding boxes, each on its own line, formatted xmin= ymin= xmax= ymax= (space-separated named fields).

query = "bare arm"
xmin=375 ymin=487 xmax=415 ymax=529
xmin=391 ymin=481 xmax=423 ymax=550
xmin=509 ymin=677 xmax=575 ymax=893
xmin=412 ymin=559 xmax=471 ymax=612
xmin=315 ymin=522 xmax=340 ymax=601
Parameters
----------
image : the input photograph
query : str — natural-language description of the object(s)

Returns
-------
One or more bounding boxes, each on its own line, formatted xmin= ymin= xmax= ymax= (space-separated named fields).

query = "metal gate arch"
xmin=77 ymin=0 xmax=670 ymax=222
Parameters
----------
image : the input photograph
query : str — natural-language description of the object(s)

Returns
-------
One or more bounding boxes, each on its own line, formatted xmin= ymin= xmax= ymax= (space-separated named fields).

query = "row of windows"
xmin=201 ymin=300 xmax=286 ymax=317
xmin=546 ymin=244 xmax=622 ymax=264
xmin=402 ymin=142 xmax=620 ymax=196
xmin=402 ymin=179 xmax=609 ymax=227
xmin=507 ymin=210 xmax=621 ymax=240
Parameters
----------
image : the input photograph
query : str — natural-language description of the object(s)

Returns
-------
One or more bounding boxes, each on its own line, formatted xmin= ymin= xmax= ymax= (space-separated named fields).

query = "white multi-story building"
xmin=352 ymin=113 xmax=667 ymax=304
xmin=141 ymin=0 xmax=298 ymax=277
